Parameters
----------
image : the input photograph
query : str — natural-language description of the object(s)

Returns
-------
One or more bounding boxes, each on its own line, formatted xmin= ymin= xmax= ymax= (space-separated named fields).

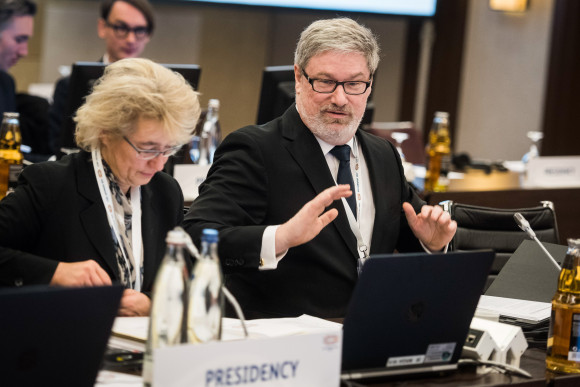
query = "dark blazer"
xmin=0 ymin=151 xmax=185 ymax=290
xmin=183 ymin=105 xmax=424 ymax=319
xmin=0 ymin=70 xmax=16 ymax=116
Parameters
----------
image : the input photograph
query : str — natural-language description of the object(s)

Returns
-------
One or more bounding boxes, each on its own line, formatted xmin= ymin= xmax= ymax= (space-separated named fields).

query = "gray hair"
xmin=294 ymin=17 xmax=380 ymax=76
xmin=75 ymin=58 xmax=201 ymax=151
xmin=0 ymin=0 xmax=36 ymax=32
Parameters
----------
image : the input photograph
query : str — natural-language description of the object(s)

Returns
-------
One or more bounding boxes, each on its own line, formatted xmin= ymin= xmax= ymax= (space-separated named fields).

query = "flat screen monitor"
xmin=255 ymin=65 xmax=374 ymax=125
xmin=256 ymin=65 xmax=296 ymax=125
xmin=61 ymin=62 xmax=201 ymax=151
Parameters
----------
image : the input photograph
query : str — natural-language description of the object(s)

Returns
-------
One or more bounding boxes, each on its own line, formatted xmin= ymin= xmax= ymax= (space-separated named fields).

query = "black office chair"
xmin=440 ymin=200 xmax=560 ymax=291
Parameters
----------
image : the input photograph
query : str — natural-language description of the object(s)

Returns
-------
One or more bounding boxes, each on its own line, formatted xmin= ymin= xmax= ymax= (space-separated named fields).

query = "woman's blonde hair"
xmin=75 ymin=58 xmax=201 ymax=151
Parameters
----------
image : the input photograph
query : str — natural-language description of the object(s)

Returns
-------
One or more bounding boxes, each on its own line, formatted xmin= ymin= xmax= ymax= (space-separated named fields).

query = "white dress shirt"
xmin=259 ymin=135 xmax=376 ymax=270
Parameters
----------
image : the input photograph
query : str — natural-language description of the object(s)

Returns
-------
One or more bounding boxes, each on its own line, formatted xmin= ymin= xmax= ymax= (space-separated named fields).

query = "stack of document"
xmin=476 ymin=295 xmax=551 ymax=348
xmin=476 ymin=295 xmax=551 ymax=326
xmin=108 ymin=314 xmax=342 ymax=352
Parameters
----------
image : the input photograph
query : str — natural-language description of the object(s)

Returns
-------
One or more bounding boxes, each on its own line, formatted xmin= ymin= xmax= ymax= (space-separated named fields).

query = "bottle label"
xmin=8 ymin=164 xmax=23 ymax=185
xmin=568 ymin=313 xmax=580 ymax=361
xmin=547 ymin=308 xmax=555 ymax=356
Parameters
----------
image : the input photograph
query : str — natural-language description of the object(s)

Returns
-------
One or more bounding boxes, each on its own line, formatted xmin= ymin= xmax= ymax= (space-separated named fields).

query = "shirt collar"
xmin=314 ymin=135 xmax=356 ymax=157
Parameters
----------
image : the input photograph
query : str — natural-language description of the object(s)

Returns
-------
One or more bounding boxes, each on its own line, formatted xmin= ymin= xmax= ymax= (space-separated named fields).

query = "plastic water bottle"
xmin=187 ymin=228 xmax=224 ymax=343
xmin=143 ymin=229 xmax=190 ymax=386
xmin=190 ymin=99 xmax=221 ymax=165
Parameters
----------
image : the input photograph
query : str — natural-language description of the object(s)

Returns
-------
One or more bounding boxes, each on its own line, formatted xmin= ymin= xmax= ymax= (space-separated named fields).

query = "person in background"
xmin=183 ymin=17 xmax=457 ymax=319
xmin=0 ymin=58 xmax=201 ymax=316
xmin=48 ymin=0 xmax=155 ymax=155
xmin=0 ymin=0 xmax=35 ymax=116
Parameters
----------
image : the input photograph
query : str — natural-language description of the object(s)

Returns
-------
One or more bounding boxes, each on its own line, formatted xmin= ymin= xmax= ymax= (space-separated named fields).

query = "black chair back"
xmin=441 ymin=200 xmax=559 ymax=291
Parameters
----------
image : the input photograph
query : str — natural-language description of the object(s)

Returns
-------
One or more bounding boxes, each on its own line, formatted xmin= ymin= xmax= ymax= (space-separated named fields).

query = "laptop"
xmin=485 ymin=239 xmax=567 ymax=303
xmin=341 ymin=250 xmax=494 ymax=381
xmin=0 ymin=285 xmax=123 ymax=387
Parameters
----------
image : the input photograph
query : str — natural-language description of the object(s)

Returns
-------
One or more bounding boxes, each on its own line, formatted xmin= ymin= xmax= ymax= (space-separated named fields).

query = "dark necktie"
xmin=330 ymin=145 xmax=356 ymax=218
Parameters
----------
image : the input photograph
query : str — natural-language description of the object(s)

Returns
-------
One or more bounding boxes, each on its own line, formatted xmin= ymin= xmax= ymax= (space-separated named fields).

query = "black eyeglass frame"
xmin=123 ymin=136 xmax=181 ymax=160
xmin=301 ymin=69 xmax=372 ymax=95
xmin=105 ymin=20 xmax=150 ymax=40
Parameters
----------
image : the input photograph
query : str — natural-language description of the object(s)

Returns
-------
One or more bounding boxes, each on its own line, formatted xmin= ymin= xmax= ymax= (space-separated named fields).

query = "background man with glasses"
xmin=48 ymin=0 xmax=155 ymax=155
xmin=184 ymin=18 xmax=457 ymax=319
xmin=0 ymin=0 xmax=36 ymax=116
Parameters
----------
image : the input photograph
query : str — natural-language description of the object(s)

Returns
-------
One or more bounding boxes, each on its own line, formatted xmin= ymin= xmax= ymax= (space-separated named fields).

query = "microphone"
xmin=513 ymin=212 xmax=561 ymax=271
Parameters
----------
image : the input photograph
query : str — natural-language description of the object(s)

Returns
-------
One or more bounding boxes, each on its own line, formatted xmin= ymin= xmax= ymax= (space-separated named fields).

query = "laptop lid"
xmin=341 ymin=250 xmax=494 ymax=380
xmin=0 ymin=285 xmax=123 ymax=387
xmin=485 ymin=239 xmax=567 ymax=303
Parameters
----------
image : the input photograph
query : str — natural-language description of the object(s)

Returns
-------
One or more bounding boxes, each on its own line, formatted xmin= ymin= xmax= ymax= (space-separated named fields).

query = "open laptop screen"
xmin=342 ymin=250 xmax=494 ymax=380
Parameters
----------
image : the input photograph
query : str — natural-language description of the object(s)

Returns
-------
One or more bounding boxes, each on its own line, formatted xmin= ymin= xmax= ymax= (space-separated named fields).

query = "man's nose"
xmin=329 ymin=84 xmax=349 ymax=106
xmin=18 ymin=43 xmax=29 ymax=58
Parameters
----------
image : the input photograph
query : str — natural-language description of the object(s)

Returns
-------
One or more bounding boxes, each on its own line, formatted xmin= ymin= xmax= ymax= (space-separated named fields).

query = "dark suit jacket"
xmin=0 ymin=71 xmax=16 ymax=116
xmin=0 ymin=151 xmax=185 ymax=290
xmin=183 ymin=105 xmax=424 ymax=319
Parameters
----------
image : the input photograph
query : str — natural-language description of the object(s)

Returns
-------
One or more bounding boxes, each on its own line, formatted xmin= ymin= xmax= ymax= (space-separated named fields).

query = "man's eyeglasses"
xmin=302 ymin=69 xmax=371 ymax=95
xmin=123 ymin=136 xmax=181 ymax=160
xmin=105 ymin=21 xmax=150 ymax=40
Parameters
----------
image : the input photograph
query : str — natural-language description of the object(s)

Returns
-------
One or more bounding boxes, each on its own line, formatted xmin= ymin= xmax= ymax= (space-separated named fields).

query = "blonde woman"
xmin=0 ymin=58 xmax=200 ymax=316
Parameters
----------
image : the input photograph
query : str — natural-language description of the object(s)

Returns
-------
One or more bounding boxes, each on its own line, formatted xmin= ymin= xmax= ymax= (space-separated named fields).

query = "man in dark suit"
xmin=0 ymin=0 xmax=35 ymax=116
xmin=49 ymin=0 xmax=155 ymax=155
xmin=183 ymin=18 xmax=457 ymax=319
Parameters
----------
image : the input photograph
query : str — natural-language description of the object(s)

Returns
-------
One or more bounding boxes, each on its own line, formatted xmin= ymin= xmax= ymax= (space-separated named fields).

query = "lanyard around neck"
xmin=92 ymin=148 xmax=143 ymax=291
xmin=336 ymin=137 xmax=369 ymax=275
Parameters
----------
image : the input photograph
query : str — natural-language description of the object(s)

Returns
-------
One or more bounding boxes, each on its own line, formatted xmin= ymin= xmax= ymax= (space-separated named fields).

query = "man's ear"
xmin=97 ymin=18 xmax=107 ymax=39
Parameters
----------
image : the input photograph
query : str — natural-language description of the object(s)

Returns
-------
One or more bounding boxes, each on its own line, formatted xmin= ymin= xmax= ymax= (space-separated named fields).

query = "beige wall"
xmin=26 ymin=0 xmax=407 ymax=137
xmin=455 ymin=0 xmax=554 ymax=161
xmin=12 ymin=0 xmax=556 ymax=162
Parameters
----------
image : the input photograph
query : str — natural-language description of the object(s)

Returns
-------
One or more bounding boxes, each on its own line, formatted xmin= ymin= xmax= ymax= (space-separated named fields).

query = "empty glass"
xmin=522 ymin=131 xmax=543 ymax=163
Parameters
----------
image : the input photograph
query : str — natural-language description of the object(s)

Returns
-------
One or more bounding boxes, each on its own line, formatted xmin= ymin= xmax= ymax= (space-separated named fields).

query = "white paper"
xmin=173 ymin=164 xmax=211 ymax=201
xmin=476 ymin=295 xmax=551 ymax=323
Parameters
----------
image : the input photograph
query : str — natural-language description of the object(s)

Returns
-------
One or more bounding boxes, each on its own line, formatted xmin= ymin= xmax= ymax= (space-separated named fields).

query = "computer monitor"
xmin=255 ymin=64 xmax=375 ymax=126
xmin=60 ymin=62 xmax=201 ymax=151
xmin=256 ymin=65 xmax=295 ymax=125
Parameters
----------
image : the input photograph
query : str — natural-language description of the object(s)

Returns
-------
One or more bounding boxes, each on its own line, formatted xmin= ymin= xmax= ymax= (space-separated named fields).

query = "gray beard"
xmin=298 ymin=104 xmax=362 ymax=146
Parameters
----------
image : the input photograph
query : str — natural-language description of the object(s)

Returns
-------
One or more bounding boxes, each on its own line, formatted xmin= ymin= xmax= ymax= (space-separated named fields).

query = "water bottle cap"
xmin=208 ymin=99 xmax=220 ymax=109
xmin=434 ymin=111 xmax=449 ymax=118
xmin=201 ymin=228 xmax=219 ymax=243
xmin=166 ymin=229 xmax=187 ymax=244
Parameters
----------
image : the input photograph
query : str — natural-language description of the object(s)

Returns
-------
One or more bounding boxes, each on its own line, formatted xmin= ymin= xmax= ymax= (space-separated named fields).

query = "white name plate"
xmin=173 ymin=164 xmax=211 ymax=201
xmin=525 ymin=156 xmax=580 ymax=188
xmin=153 ymin=331 xmax=342 ymax=387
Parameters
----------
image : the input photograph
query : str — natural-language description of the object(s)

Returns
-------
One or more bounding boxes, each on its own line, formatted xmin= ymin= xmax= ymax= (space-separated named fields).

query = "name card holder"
xmin=524 ymin=156 xmax=580 ymax=188
xmin=152 ymin=331 xmax=342 ymax=387
xmin=173 ymin=164 xmax=211 ymax=201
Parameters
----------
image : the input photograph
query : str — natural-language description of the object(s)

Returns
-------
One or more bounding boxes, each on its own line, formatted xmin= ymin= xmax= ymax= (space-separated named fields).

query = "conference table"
xmin=345 ymin=348 xmax=580 ymax=387
xmin=103 ymin=342 xmax=580 ymax=386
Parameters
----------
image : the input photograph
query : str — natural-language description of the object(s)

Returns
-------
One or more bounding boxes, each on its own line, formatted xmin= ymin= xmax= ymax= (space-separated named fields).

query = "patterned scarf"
xmin=101 ymin=160 xmax=142 ymax=289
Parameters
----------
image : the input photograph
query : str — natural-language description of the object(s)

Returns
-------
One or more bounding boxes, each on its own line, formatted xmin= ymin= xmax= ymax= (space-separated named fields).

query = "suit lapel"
xmin=140 ymin=185 xmax=159 ymax=291
xmin=358 ymin=131 xmax=398 ymax=253
xmin=281 ymin=107 xmax=358 ymax=259
xmin=76 ymin=153 xmax=119 ymax=277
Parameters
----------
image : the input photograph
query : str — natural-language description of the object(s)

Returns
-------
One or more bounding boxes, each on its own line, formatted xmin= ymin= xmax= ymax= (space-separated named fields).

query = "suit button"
xmin=14 ymin=278 xmax=23 ymax=286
